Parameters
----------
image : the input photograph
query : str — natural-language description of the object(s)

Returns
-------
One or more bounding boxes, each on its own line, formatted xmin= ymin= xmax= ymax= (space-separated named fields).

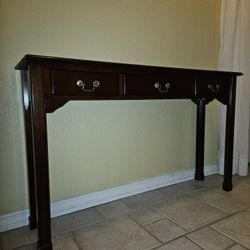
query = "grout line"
xmin=227 ymin=243 xmax=248 ymax=250
xmin=69 ymin=231 xmax=82 ymax=250
xmin=210 ymin=223 xmax=250 ymax=250
xmin=126 ymin=205 xmax=195 ymax=248
xmin=187 ymin=226 xmax=236 ymax=250
xmin=125 ymin=214 xmax=164 ymax=246
xmin=4 ymin=175 xmax=250 ymax=250
xmin=150 ymin=235 xmax=207 ymax=250
xmin=150 ymin=197 xmax=242 ymax=237
xmin=183 ymin=235 xmax=207 ymax=250
xmin=222 ymin=243 xmax=239 ymax=250
xmin=12 ymin=242 xmax=36 ymax=250
xmin=206 ymin=199 xmax=247 ymax=214
xmin=51 ymin=215 xmax=105 ymax=238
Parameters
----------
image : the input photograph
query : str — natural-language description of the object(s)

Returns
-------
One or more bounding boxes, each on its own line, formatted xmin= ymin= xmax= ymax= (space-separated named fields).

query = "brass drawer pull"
xmin=76 ymin=80 xmax=100 ymax=92
xmin=208 ymin=84 xmax=221 ymax=93
xmin=154 ymin=82 xmax=171 ymax=93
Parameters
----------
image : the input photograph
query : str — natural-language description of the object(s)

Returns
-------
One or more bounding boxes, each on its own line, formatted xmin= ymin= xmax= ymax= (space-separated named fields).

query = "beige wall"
xmin=0 ymin=0 xmax=221 ymax=215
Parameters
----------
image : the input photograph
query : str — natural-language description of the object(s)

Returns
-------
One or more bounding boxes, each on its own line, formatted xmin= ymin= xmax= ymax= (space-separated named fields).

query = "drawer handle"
xmin=154 ymin=82 xmax=171 ymax=93
xmin=208 ymin=84 xmax=221 ymax=93
xmin=76 ymin=80 xmax=100 ymax=92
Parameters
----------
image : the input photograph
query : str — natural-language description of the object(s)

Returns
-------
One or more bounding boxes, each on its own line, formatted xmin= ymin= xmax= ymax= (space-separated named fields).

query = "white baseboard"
xmin=0 ymin=210 xmax=29 ymax=233
xmin=0 ymin=164 xmax=218 ymax=233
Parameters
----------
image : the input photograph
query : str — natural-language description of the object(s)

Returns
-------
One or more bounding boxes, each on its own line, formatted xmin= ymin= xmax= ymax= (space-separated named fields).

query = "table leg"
xmin=21 ymin=70 xmax=37 ymax=229
xmin=223 ymin=77 xmax=236 ymax=191
xmin=30 ymin=64 xmax=52 ymax=250
xmin=195 ymin=98 xmax=206 ymax=180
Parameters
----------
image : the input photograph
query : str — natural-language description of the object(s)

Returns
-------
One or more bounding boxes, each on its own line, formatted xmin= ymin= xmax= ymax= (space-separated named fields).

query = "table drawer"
xmin=196 ymin=78 xmax=229 ymax=96
xmin=125 ymin=74 xmax=195 ymax=97
xmin=51 ymin=70 xmax=119 ymax=96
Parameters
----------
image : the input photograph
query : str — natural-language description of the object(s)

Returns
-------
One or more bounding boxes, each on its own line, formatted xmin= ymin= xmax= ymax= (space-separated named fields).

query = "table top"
xmin=15 ymin=54 xmax=242 ymax=77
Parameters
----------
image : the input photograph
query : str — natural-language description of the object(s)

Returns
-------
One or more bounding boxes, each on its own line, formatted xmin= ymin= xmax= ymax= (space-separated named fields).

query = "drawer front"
xmin=51 ymin=70 xmax=119 ymax=96
xmin=196 ymin=78 xmax=229 ymax=96
xmin=125 ymin=74 xmax=195 ymax=97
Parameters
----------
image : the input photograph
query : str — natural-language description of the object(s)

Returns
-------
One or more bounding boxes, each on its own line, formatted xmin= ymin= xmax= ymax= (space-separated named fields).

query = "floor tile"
xmin=144 ymin=218 xmax=187 ymax=243
xmin=158 ymin=183 xmax=191 ymax=199
xmin=121 ymin=190 xmax=166 ymax=209
xmin=96 ymin=201 xmax=129 ymax=219
xmin=73 ymin=215 xmax=160 ymax=250
xmin=14 ymin=244 xmax=36 ymax=250
xmin=52 ymin=207 xmax=103 ymax=235
xmin=13 ymin=234 xmax=79 ymax=250
xmin=226 ymin=244 xmax=249 ymax=250
xmin=189 ymin=186 xmax=226 ymax=203
xmin=209 ymin=196 xmax=247 ymax=214
xmin=232 ymin=175 xmax=250 ymax=185
xmin=0 ymin=227 xmax=37 ymax=250
xmin=52 ymin=233 xmax=79 ymax=250
xmin=211 ymin=211 xmax=250 ymax=248
xmin=186 ymin=226 xmax=234 ymax=250
xmin=128 ymin=207 xmax=165 ymax=226
xmin=153 ymin=196 xmax=228 ymax=231
xmin=2 ymin=173 xmax=250 ymax=250
xmin=224 ymin=182 xmax=250 ymax=202
xmin=176 ymin=179 xmax=205 ymax=192
xmin=155 ymin=237 xmax=202 ymax=250
xmin=203 ymin=174 xmax=224 ymax=188
xmin=158 ymin=180 xmax=203 ymax=199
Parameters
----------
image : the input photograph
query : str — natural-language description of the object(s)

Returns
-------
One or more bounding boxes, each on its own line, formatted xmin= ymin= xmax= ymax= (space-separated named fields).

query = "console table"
xmin=15 ymin=55 xmax=242 ymax=250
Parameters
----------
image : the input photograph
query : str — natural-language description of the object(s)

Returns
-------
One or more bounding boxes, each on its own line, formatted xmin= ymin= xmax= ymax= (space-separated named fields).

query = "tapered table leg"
xmin=30 ymin=63 xmax=52 ymax=250
xmin=21 ymin=70 xmax=37 ymax=229
xmin=195 ymin=98 xmax=206 ymax=180
xmin=223 ymin=77 xmax=236 ymax=191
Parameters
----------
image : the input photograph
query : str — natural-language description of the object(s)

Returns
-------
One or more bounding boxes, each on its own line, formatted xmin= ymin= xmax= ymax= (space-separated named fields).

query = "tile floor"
xmin=1 ymin=173 xmax=250 ymax=250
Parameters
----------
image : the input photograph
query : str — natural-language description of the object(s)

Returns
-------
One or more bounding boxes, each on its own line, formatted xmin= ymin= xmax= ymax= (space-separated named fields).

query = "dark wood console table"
xmin=15 ymin=55 xmax=242 ymax=250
